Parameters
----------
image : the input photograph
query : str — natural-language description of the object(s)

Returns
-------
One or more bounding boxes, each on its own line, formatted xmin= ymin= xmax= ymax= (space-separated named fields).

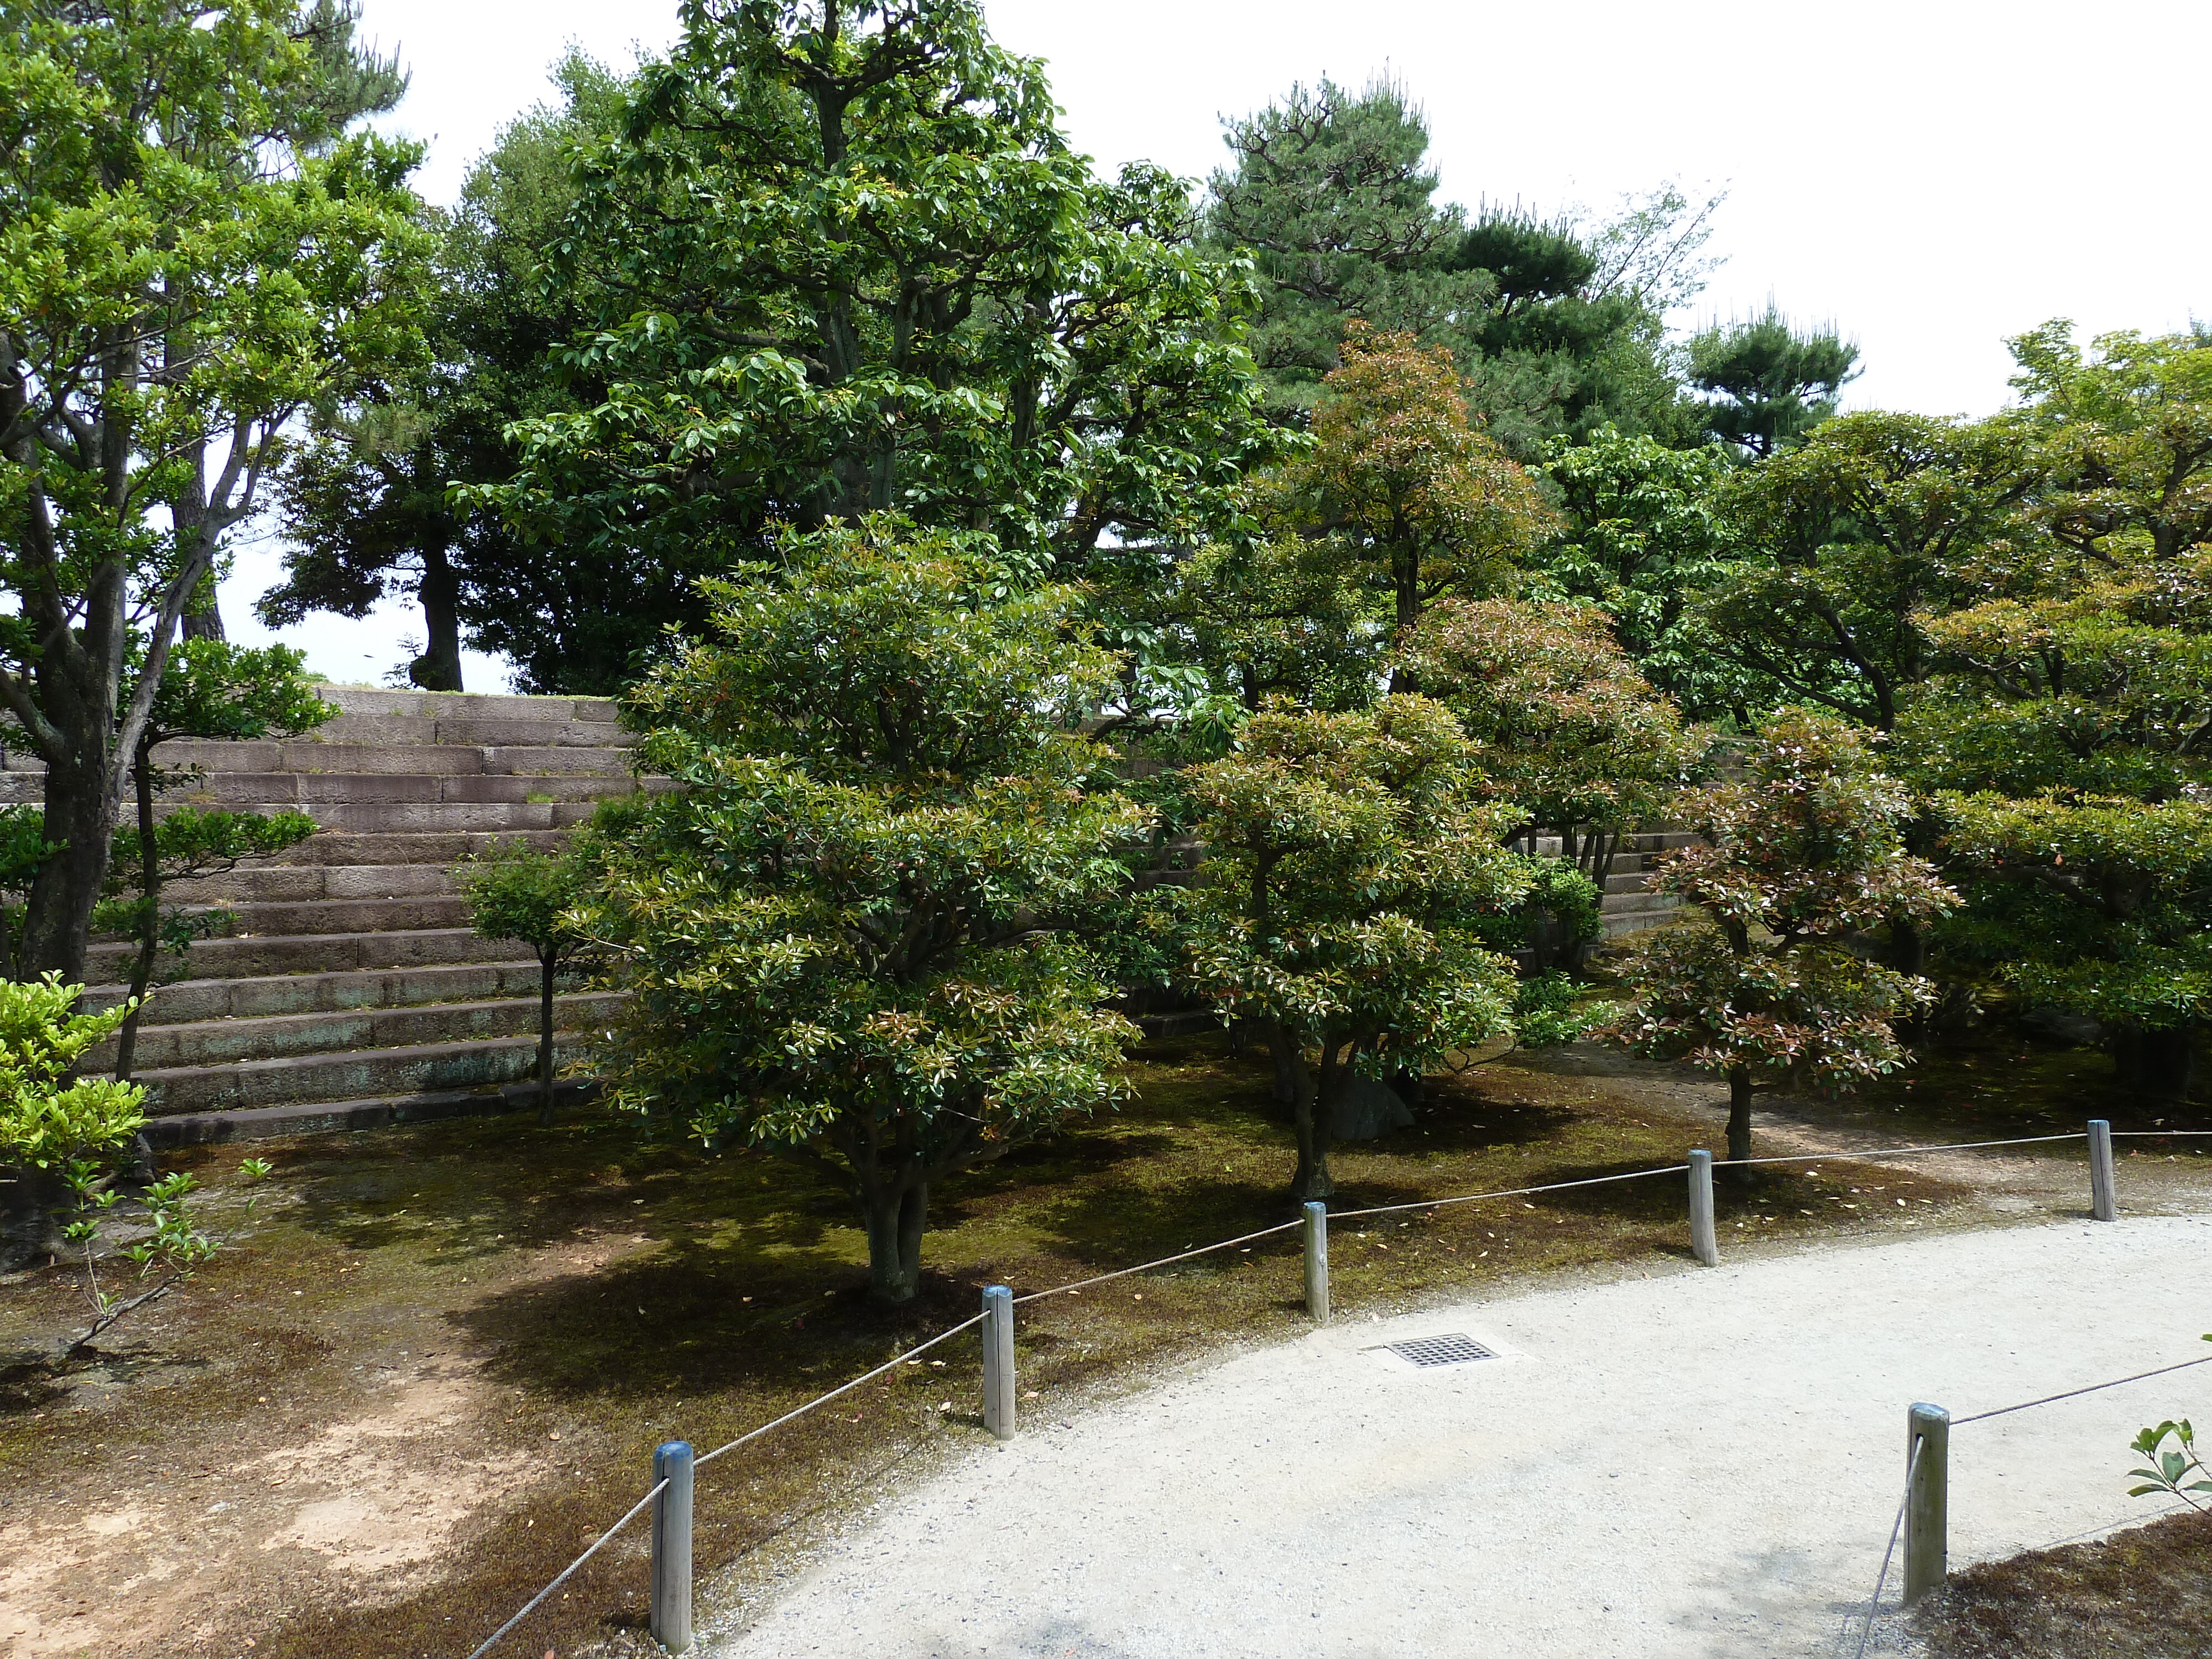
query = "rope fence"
xmin=462 ymin=1479 xmax=668 ymax=1659
xmin=1838 ymin=1345 xmax=2212 ymax=1655
xmin=463 ymin=1114 xmax=2176 ymax=1656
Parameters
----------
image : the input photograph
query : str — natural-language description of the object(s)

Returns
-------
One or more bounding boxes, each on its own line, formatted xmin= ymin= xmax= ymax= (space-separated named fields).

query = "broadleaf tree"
xmin=1287 ymin=326 xmax=1557 ymax=645
xmin=1181 ymin=695 xmax=1528 ymax=1199
xmin=1903 ymin=324 xmax=2212 ymax=1101
xmin=0 ymin=1 xmax=430 ymax=978
xmin=460 ymin=839 xmax=599 ymax=1123
xmin=1609 ymin=712 xmax=1957 ymax=1163
xmin=588 ymin=520 xmax=1150 ymax=1304
xmin=475 ymin=0 xmax=1292 ymax=674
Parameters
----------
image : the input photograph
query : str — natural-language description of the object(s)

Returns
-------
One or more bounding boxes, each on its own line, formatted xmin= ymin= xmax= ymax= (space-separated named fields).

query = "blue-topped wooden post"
xmin=982 ymin=1285 xmax=1015 ymax=1441
xmin=1303 ymin=1201 xmax=1331 ymax=1323
xmin=650 ymin=1439 xmax=694 ymax=1651
xmin=2088 ymin=1119 xmax=2117 ymax=1222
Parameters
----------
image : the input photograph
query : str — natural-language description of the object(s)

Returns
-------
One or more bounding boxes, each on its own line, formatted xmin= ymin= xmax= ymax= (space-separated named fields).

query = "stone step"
xmin=87 ymin=926 xmax=519 ymax=981
xmin=312 ymin=686 xmax=621 ymax=723
xmin=123 ymin=894 xmax=475 ymax=938
xmin=4 ymin=740 xmax=638 ymax=778
xmin=97 ymin=992 xmax=622 ymax=1071
xmin=255 ymin=830 xmax=571 ymax=868
xmin=259 ymin=800 xmax=599 ymax=832
xmin=1601 ymin=891 xmax=1685 ymax=916
xmin=153 ymin=771 xmax=648 ymax=806
xmin=137 ymin=1031 xmax=595 ymax=1115
xmin=83 ymin=959 xmax=549 ymax=1022
xmin=142 ymin=1078 xmax=603 ymax=1147
xmin=311 ymin=713 xmax=626 ymax=749
xmin=165 ymin=861 xmax=463 ymax=905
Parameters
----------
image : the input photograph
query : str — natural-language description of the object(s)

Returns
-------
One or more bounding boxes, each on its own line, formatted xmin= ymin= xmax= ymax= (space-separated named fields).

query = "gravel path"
xmin=708 ymin=1212 xmax=2212 ymax=1659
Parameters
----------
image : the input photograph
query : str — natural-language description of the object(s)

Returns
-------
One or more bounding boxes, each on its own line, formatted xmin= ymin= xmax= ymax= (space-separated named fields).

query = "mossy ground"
xmin=0 ymin=1024 xmax=2197 ymax=1658
xmin=1917 ymin=1503 xmax=2212 ymax=1657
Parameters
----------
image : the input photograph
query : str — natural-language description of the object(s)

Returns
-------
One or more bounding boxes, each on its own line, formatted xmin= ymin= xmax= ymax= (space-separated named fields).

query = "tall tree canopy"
xmin=0 ymin=0 xmax=429 ymax=978
xmin=1204 ymin=79 xmax=1699 ymax=451
xmin=1687 ymin=306 xmax=1860 ymax=458
xmin=1906 ymin=324 xmax=2212 ymax=1102
xmin=1203 ymin=77 xmax=1487 ymax=418
xmin=1699 ymin=410 xmax=2031 ymax=731
xmin=473 ymin=0 xmax=1289 ymax=672
xmin=262 ymin=51 xmax=635 ymax=692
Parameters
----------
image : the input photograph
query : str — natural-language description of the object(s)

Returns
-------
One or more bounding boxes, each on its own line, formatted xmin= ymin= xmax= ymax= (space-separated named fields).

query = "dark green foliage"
xmin=588 ymin=519 xmax=1151 ymax=1302
xmin=1528 ymin=426 xmax=1761 ymax=722
xmin=264 ymin=52 xmax=644 ymax=694
xmin=1448 ymin=208 xmax=1696 ymax=458
xmin=1698 ymin=411 xmax=2031 ymax=731
xmin=0 ymin=810 xmax=62 ymax=984
xmin=471 ymin=0 xmax=1288 ymax=692
xmin=1510 ymin=969 xmax=1609 ymax=1048
xmin=460 ymin=841 xmax=599 ymax=1121
xmin=1463 ymin=855 xmax=1601 ymax=967
xmin=1688 ymin=307 xmax=1860 ymax=457
xmin=1205 ymin=77 xmax=1489 ymax=419
xmin=1204 ymin=81 xmax=1694 ymax=453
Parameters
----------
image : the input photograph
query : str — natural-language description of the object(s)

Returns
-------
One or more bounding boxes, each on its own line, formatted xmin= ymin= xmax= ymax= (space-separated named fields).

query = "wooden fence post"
xmin=1688 ymin=1149 xmax=1719 ymax=1267
xmin=981 ymin=1284 xmax=1015 ymax=1441
xmin=1903 ymin=1402 xmax=1949 ymax=1605
xmin=1303 ymin=1201 xmax=1330 ymax=1323
xmin=650 ymin=1439 xmax=694 ymax=1652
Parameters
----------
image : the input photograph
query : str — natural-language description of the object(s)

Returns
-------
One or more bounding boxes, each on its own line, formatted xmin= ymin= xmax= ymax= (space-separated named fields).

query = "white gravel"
xmin=709 ymin=1213 xmax=2212 ymax=1659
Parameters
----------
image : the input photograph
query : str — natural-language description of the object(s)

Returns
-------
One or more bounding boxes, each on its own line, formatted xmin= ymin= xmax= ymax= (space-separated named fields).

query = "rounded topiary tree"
xmin=1609 ymin=710 xmax=1957 ymax=1164
xmin=588 ymin=519 xmax=1150 ymax=1305
xmin=1181 ymin=694 xmax=1530 ymax=1199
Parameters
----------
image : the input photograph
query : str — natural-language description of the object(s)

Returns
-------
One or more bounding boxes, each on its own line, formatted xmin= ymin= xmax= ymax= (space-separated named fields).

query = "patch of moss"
xmin=0 ymin=1030 xmax=2078 ymax=1658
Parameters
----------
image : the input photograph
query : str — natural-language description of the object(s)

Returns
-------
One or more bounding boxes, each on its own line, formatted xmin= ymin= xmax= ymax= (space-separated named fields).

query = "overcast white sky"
xmin=222 ymin=0 xmax=2212 ymax=690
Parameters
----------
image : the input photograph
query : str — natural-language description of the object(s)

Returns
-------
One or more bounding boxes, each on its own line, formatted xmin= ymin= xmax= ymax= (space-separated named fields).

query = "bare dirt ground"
xmin=3 ymin=1025 xmax=2205 ymax=1659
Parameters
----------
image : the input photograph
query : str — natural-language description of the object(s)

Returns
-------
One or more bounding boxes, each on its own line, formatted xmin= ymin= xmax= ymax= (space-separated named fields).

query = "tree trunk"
xmin=1266 ymin=1031 xmax=1297 ymax=1112
xmin=863 ymin=1180 xmax=930 ymax=1305
xmin=1280 ymin=1026 xmax=1334 ymax=1201
xmin=0 ymin=1164 xmax=69 ymax=1274
xmin=1888 ymin=916 xmax=1926 ymax=978
xmin=2112 ymin=1026 xmax=2195 ymax=1105
xmin=536 ymin=951 xmax=557 ymax=1125
xmin=175 ymin=439 xmax=227 ymax=642
xmin=113 ymin=748 xmax=163 ymax=1081
xmin=1726 ymin=1066 xmax=1755 ymax=1165
xmin=416 ymin=545 xmax=465 ymax=692
xmin=19 ymin=754 xmax=119 ymax=983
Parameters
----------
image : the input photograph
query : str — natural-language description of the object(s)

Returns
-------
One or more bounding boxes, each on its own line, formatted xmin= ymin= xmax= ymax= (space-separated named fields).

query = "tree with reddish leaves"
xmin=1286 ymin=326 xmax=1557 ymax=644
xmin=1609 ymin=711 xmax=1957 ymax=1164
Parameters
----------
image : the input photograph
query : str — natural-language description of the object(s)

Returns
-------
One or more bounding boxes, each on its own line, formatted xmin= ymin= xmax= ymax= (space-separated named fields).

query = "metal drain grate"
xmin=1383 ymin=1333 xmax=1495 ymax=1368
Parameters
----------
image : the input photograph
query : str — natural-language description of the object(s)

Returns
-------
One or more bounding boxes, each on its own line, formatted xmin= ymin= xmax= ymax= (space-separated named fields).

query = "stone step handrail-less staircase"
xmin=1 ymin=687 xmax=650 ymax=1144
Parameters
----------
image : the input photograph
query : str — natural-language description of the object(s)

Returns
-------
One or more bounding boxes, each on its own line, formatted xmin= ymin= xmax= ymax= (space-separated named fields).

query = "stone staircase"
xmin=1595 ymin=829 xmax=1700 ymax=940
xmin=1 ymin=688 xmax=644 ymax=1142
